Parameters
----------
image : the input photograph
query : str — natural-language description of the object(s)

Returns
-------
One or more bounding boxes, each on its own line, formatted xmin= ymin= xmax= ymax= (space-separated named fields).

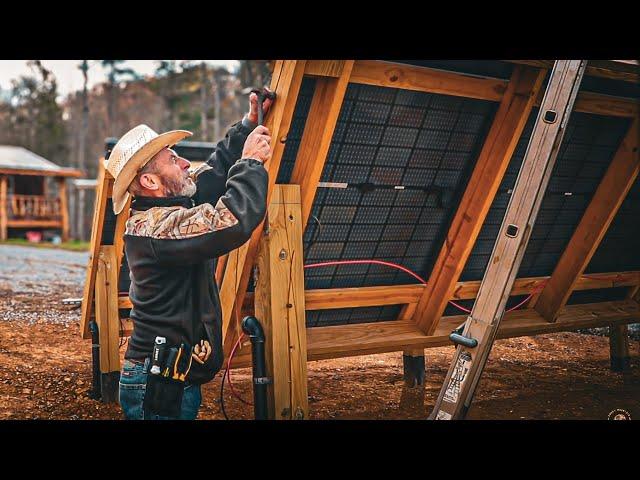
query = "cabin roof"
xmin=0 ymin=145 xmax=82 ymax=177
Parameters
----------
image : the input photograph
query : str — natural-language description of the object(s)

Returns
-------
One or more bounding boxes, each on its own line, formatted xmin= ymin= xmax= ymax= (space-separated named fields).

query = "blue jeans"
xmin=118 ymin=359 xmax=202 ymax=420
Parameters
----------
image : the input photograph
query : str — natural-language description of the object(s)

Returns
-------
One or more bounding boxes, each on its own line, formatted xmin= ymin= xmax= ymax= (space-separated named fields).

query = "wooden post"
xmin=609 ymin=324 xmax=631 ymax=372
xmin=254 ymin=185 xmax=308 ymax=420
xmin=94 ymin=245 xmax=121 ymax=402
xmin=56 ymin=177 xmax=69 ymax=242
xmin=0 ymin=175 xmax=7 ymax=241
xmin=80 ymin=162 xmax=110 ymax=339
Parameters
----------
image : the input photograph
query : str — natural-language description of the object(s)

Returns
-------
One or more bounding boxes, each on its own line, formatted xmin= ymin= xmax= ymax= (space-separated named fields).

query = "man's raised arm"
xmin=193 ymin=89 xmax=273 ymax=206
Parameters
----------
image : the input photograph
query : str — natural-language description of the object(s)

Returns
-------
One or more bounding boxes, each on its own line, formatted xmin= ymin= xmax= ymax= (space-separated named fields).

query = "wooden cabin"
xmin=0 ymin=146 xmax=81 ymax=241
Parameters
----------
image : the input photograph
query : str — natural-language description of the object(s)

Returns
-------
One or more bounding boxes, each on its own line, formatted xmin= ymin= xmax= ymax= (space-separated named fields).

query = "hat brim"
xmin=111 ymin=129 xmax=192 ymax=215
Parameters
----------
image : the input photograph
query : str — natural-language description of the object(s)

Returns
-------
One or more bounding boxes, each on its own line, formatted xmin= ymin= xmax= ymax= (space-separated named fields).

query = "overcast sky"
xmin=0 ymin=60 xmax=240 ymax=98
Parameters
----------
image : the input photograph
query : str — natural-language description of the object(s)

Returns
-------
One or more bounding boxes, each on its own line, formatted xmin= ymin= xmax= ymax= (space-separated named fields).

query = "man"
xmin=107 ymin=91 xmax=273 ymax=419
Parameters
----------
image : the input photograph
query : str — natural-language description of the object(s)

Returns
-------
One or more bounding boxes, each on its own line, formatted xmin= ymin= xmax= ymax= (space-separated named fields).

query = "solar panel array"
xmin=277 ymin=81 xmax=499 ymax=326
xmin=104 ymin=64 xmax=637 ymax=328
xmin=461 ymin=110 xmax=632 ymax=282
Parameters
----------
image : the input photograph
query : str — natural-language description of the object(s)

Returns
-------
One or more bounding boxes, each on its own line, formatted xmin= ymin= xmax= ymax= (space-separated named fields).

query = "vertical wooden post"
xmin=0 ymin=175 xmax=7 ymax=241
xmin=57 ymin=176 xmax=69 ymax=242
xmin=254 ymin=185 xmax=308 ymax=420
xmin=80 ymin=162 xmax=110 ymax=340
xmin=609 ymin=324 xmax=631 ymax=372
xmin=94 ymin=245 xmax=121 ymax=402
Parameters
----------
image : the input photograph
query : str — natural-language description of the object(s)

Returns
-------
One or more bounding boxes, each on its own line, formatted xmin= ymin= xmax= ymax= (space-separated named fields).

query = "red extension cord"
xmin=224 ymin=258 xmax=559 ymax=406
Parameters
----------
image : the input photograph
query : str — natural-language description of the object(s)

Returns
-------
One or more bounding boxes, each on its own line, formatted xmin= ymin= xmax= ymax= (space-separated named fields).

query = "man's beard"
xmin=163 ymin=176 xmax=197 ymax=198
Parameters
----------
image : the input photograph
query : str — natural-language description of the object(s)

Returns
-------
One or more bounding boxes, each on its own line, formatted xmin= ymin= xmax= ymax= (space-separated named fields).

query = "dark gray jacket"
xmin=123 ymin=119 xmax=267 ymax=384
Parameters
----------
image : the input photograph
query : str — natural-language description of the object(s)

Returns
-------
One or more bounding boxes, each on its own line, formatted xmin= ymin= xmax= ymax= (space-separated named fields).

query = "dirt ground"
xmin=1 ymin=244 xmax=639 ymax=420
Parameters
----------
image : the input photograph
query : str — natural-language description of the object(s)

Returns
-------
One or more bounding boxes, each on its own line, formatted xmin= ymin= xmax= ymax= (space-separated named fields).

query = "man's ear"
xmin=139 ymin=173 xmax=161 ymax=191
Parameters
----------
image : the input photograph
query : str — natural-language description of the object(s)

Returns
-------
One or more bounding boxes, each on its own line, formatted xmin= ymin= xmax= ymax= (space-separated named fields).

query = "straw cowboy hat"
xmin=106 ymin=124 xmax=192 ymax=214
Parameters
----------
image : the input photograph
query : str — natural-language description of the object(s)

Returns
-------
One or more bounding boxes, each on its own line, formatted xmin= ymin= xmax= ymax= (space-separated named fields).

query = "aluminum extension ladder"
xmin=431 ymin=60 xmax=588 ymax=420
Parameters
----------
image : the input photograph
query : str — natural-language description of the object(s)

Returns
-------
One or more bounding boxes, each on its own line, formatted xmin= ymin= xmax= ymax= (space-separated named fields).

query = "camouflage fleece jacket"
xmin=123 ymin=118 xmax=267 ymax=384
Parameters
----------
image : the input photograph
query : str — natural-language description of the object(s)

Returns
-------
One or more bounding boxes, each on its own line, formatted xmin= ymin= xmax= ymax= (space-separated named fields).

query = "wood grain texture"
xmin=508 ymin=59 xmax=640 ymax=83
xmin=57 ymin=177 xmax=69 ymax=242
xmin=291 ymin=61 xmax=354 ymax=229
xmin=229 ymin=299 xmax=640 ymax=368
xmin=79 ymin=164 xmax=110 ymax=339
xmin=0 ymin=176 xmax=8 ymax=242
xmin=304 ymin=60 xmax=346 ymax=78
xmin=413 ymin=65 xmax=547 ymax=334
xmin=118 ymin=270 xmax=640 ymax=311
xmin=95 ymin=246 xmax=121 ymax=373
xmin=350 ymin=60 xmax=508 ymax=102
xmin=254 ymin=185 xmax=308 ymax=419
xmin=534 ymin=119 xmax=640 ymax=322
xmin=220 ymin=60 xmax=308 ymax=354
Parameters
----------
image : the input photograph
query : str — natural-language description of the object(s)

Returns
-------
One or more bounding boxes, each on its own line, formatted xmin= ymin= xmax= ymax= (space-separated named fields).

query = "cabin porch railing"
xmin=7 ymin=194 xmax=62 ymax=220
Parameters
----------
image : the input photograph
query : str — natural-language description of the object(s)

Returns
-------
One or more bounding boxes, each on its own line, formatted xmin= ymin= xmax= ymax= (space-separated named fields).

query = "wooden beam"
xmin=56 ymin=177 xmax=69 ymax=242
xmin=214 ymin=254 xmax=227 ymax=286
xmin=304 ymin=60 xmax=347 ymax=78
xmin=291 ymin=60 xmax=354 ymax=229
xmin=350 ymin=60 xmax=508 ymax=102
xmin=0 ymin=175 xmax=7 ymax=241
xmin=126 ymin=298 xmax=640 ymax=367
xmin=535 ymin=119 xmax=640 ymax=322
xmin=508 ymin=60 xmax=640 ymax=83
xmin=113 ymin=195 xmax=131 ymax=276
xmin=254 ymin=185 xmax=308 ymax=419
xmin=413 ymin=65 xmax=547 ymax=335
xmin=572 ymin=91 xmax=638 ymax=118
xmin=5 ymin=220 xmax=63 ymax=228
xmin=94 ymin=245 xmax=121 ymax=373
xmin=220 ymin=60 xmax=307 ymax=353
xmin=79 ymin=163 xmax=110 ymax=339
xmin=118 ymin=270 xmax=640 ymax=311
xmin=0 ymin=168 xmax=82 ymax=178
xmin=230 ymin=299 xmax=640 ymax=367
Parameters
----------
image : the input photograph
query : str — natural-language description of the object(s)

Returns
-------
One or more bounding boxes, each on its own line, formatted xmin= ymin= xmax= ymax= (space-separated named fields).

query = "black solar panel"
xmin=461 ymin=109 xmax=632 ymax=282
xmin=276 ymin=82 xmax=499 ymax=326
xmin=586 ymin=176 xmax=640 ymax=274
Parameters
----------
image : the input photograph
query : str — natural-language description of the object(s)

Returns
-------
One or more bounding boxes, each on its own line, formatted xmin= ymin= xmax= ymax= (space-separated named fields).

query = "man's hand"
xmin=242 ymin=125 xmax=272 ymax=164
xmin=192 ymin=340 xmax=212 ymax=365
xmin=247 ymin=87 xmax=274 ymax=125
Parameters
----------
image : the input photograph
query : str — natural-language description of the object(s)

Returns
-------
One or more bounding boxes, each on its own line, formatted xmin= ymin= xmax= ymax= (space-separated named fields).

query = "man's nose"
xmin=178 ymin=157 xmax=191 ymax=170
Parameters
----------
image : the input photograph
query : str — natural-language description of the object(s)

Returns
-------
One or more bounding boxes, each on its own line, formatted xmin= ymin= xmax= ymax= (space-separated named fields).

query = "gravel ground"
xmin=0 ymin=244 xmax=638 ymax=420
xmin=0 ymin=245 xmax=87 ymax=325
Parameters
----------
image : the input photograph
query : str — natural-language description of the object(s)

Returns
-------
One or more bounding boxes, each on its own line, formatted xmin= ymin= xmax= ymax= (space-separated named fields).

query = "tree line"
xmin=0 ymin=60 xmax=272 ymax=240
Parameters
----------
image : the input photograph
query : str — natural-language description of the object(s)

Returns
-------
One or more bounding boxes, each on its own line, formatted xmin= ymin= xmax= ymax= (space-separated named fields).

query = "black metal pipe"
xmin=89 ymin=320 xmax=101 ymax=400
xmin=241 ymin=316 xmax=269 ymax=420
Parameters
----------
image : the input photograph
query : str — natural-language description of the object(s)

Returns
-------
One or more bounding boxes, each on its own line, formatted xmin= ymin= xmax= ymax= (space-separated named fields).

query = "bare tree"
xmin=101 ymin=60 xmax=139 ymax=135
xmin=76 ymin=60 xmax=89 ymax=240
xmin=200 ymin=62 xmax=209 ymax=141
